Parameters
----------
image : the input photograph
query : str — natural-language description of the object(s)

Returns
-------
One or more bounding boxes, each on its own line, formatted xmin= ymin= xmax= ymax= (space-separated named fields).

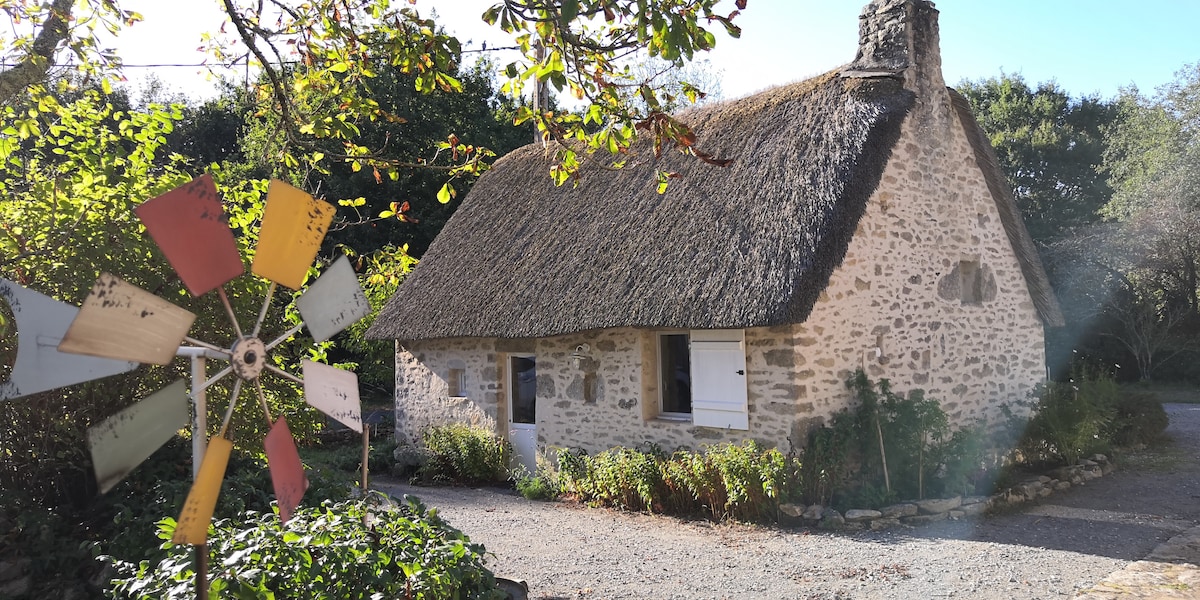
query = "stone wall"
xmin=393 ymin=337 xmax=502 ymax=445
xmin=779 ymin=72 xmax=1047 ymax=429
xmin=396 ymin=328 xmax=799 ymax=454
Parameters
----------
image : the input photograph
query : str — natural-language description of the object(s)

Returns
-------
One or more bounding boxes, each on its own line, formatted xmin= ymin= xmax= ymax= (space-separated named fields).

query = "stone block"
xmin=948 ymin=510 xmax=965 ymax=519
xmin=819 ymin=508 xmax=845 ymax=529
xmin=779 ymin=503 xmax=805 ymax=518
xmin=870 ymin=518 xmax=902 ymax=531
xmin=902 ymin=512 xmax=948 ymax=525
xmin=802 ymin=504 xmax=825 ymax=521
xmin=845 ymin=509 xmax=882 ymax=522
xmin=958 ymin=502 xmax=988 ymax=517
xmin=1054 ymin=481 xmax=1071 ymax=491
xmin=915 ymin=496 xmax=961 ymax=515
xmin=880 ymin=503 xmax=919 ymax=518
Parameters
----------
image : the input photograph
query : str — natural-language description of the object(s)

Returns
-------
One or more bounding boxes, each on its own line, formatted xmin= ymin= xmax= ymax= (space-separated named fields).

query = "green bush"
xmin=798 ymin=372 xmax=998 ymax=509
xmin=106 ymin=494 xmax=505 ymax=600
xmin=1110 ymin=391 xmax=1169 ymax=446
xmin=1018 ymin=369 xmax=1119 ymax=466
xmin=513 ymin=455 xmax=561 ymax=501
xmin=416 ymin=424 xmax=511 ymax=485
xmin=557 ymin=441 xmax=793 ymax=522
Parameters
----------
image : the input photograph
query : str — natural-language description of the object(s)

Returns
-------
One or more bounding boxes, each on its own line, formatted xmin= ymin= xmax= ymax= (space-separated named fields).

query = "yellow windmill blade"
xmin=173 ymin=436 xmax=234 ymax=545
xmin=252 ymin=180 xmax=336 ymax=290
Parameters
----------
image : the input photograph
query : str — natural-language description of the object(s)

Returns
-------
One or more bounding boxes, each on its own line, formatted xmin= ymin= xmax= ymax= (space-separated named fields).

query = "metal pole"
xmin=190 ymin=354 xmax=207 ymax=478
xmin=180 ymin=347 xmax=223 ymax=600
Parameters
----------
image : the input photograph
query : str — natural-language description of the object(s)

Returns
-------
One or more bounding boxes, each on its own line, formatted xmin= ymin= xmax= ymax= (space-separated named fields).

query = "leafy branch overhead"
xmin=205 ymin=0 xmax=743 ymax=198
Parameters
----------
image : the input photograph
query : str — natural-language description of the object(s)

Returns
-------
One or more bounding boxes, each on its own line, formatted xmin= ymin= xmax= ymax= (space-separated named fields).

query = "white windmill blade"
xmin=58 ymin=273 xmax=197 ymax=365
xmin=295 ymin=255 xmax=371 ymax=344
xmin=301 ymin=359 xmax=362 ymax=431
xmin=0 ymin=279 xmax=139 ymax=402
xmin=88 ymin=380 xmax=189 ymax=494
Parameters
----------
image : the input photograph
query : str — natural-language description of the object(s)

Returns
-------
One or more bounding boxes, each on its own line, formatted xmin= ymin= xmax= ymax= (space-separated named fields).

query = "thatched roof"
xmin=949 ymin=89 xmax=1065 ymax=327
xmin=368 ymin=72 xmax=921 ymax=341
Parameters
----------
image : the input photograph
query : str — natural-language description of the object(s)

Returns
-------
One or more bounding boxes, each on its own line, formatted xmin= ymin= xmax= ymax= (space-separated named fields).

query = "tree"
xmin=1056 ymin=63 xmax=1200 ymax=381
xmin=956 ymin=74 xmax=1117 ymax=244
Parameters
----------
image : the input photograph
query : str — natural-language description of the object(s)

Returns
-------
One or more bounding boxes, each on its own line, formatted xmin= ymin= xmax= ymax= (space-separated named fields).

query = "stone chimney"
xmin=842 ymin=0 xmax=944 ymax=95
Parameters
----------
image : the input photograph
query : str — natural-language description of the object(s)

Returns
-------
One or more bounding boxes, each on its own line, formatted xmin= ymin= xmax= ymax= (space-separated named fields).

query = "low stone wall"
xmin=779 ymin=454 xmax=1114 ymax=530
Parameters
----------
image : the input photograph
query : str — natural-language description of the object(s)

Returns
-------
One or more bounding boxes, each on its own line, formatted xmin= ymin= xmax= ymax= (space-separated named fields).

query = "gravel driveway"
xmin=375 ymin=404 xmax=1200 ymax=600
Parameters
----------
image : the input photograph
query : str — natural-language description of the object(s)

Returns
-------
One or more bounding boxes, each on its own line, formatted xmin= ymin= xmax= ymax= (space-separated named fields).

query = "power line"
xmin=0 ymin=45 xmax=521 ymax=70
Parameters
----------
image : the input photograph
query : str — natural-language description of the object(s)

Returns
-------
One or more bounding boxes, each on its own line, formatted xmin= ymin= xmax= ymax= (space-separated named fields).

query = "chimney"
xmin=842 ymin=0 xmax=944 ymax=94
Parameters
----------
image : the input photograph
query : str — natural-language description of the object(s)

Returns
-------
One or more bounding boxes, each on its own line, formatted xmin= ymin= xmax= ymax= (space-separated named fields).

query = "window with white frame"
xmin=447 ymin=367 xmax=467 ymax=397
xmin=654 ymin=330 xmax=749 ymax=430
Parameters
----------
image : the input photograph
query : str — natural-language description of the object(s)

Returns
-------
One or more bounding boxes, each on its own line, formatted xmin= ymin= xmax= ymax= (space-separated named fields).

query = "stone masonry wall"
xmin=782 ymin=78 xmax=1047 ymax=430
xmin=393 ymin=338 xmax=502 ymax=445
xmin=395 ymin=326 xmax=806 ymax=456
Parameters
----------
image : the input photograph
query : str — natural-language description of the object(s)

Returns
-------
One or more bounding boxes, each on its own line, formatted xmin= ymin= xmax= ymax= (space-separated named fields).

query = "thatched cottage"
xmin=367 ymin=0 xmax=1063 ymax=471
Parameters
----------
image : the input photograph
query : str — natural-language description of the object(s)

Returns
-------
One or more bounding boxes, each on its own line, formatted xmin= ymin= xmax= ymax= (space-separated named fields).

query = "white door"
xmin=689 ymin=329 xmax=749 ymax=430
xmin=508 ymin=355 xmax=538 ymax=474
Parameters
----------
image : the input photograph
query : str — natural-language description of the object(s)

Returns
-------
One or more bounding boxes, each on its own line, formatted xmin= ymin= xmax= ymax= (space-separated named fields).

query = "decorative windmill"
xmin=0 ymin=174 xmax=370 ymax=551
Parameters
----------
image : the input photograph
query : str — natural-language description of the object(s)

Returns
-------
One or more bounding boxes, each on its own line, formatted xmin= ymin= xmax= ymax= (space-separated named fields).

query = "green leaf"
xmin=560 ymin=0 xmax=579 ymax=24
xmin=436 ymin=182 xmax=454 ymax=204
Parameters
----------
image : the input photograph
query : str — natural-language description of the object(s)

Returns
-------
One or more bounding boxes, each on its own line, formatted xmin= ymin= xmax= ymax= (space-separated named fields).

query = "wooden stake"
xmin=361 ymin=423 xmax=370 ymax=493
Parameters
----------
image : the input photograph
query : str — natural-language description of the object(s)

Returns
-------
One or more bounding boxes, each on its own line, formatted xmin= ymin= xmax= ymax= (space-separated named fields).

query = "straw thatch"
xmin=949 ymin=89 xmax=1065 ymax=327
xmin=368 ymin=72 xmax=918 ymax=341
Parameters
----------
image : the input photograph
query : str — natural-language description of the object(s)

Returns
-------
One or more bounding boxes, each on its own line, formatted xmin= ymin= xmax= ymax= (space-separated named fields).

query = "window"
xmin=959 ymin=260 xmax=983 ymax=305
xmin=653 ymin=330 xmax=750 ymax=430
xmin=658 ymin=333 xmax=692 ymax=415
xmin=447 ymin=367 xmax=467 ymax=397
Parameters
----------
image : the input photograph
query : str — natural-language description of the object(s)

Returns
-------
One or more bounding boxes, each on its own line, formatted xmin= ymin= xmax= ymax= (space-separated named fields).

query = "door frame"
xmin=506 ymin=353 xmax=538 ymax=473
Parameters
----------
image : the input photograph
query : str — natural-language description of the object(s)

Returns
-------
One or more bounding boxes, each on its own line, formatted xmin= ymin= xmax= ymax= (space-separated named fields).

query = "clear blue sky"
xmin=114 ymin=0 xmax=1200 ymax=102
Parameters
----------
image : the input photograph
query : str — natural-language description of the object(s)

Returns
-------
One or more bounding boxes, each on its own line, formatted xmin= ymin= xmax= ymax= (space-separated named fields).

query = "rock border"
xmin=779 ymin=454 xmax=1114 ymax=531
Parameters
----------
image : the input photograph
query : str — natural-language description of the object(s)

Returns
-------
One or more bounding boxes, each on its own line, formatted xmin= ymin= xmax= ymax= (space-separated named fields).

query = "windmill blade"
xmin=264 ymin=416 xmax=309 ymax=524
xmin=173 ymin=436 xmax=234 ymax=546
xmin=301 ymin=359 xmax=362 ymax=431
xmin=88 ymin=380 xmax=189 ymax=494
xmin=58 ymin=274 xmax=197 ymax=365
xmin=135 ymin=174 xmax=245 ymax=297
xmin=251 ymin=180 xmax=336 ymax=290
xmin=295 ymin=255 xmax=371 ymax=343
xmin=0 ymin=279 xmax=138 ymax=402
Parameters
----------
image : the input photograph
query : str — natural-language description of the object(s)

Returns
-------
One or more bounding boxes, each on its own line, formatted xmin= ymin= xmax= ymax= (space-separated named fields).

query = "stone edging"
xmin=779 ymin=454 xmax=1115 ymax=530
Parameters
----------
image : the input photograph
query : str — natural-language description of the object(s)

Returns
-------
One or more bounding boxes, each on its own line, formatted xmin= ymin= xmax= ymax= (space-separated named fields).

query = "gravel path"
xmin=375 ymin=404 xmax=1200 ymax=600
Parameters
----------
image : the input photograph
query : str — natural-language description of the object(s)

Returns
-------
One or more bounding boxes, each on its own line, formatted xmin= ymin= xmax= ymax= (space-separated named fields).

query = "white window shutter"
xmin=689 ymin=329 xmax=749 ymax=430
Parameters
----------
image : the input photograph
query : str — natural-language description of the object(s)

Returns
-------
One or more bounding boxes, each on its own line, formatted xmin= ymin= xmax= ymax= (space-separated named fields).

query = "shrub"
xmin=798 ymin=372 xmax=1003 ymax=509
xmin=513 ymin=454 xmax=561 ymax=501
xmin=416 ymin=424 xmax=511 ymax=485
xmin=1110 ymin=391 xmax=1169 ymax=446
xmin=1018 ymin=369 xmax=1118 ymax=466
xmin=107 ymin=494 xmax=505 ymax=600
xmin=557 ymin=441 xmax=793 ymax=522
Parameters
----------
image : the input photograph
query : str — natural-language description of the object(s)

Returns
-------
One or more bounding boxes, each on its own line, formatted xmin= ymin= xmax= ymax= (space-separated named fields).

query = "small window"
xmin=658 ymin=333 xmax=692 ymax=415
xmin=959 ymin=260 xmax=983 ymax=305
xmin=447 ymin=368 xmax=467 ymax=397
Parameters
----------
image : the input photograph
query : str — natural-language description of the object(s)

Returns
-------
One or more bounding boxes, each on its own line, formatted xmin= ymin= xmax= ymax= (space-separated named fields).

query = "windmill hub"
xmin=231 ymin=337 xmax=267 ymax=380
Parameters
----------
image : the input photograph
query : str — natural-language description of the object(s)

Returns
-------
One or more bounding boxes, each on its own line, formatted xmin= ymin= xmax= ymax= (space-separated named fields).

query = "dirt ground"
xmin=376 ymin=404 xmax=1200 ymax=599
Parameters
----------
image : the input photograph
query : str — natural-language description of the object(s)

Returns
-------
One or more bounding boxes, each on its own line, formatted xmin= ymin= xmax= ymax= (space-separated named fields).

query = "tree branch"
xmin=0 ymin=0 xmax=73 ymax=105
